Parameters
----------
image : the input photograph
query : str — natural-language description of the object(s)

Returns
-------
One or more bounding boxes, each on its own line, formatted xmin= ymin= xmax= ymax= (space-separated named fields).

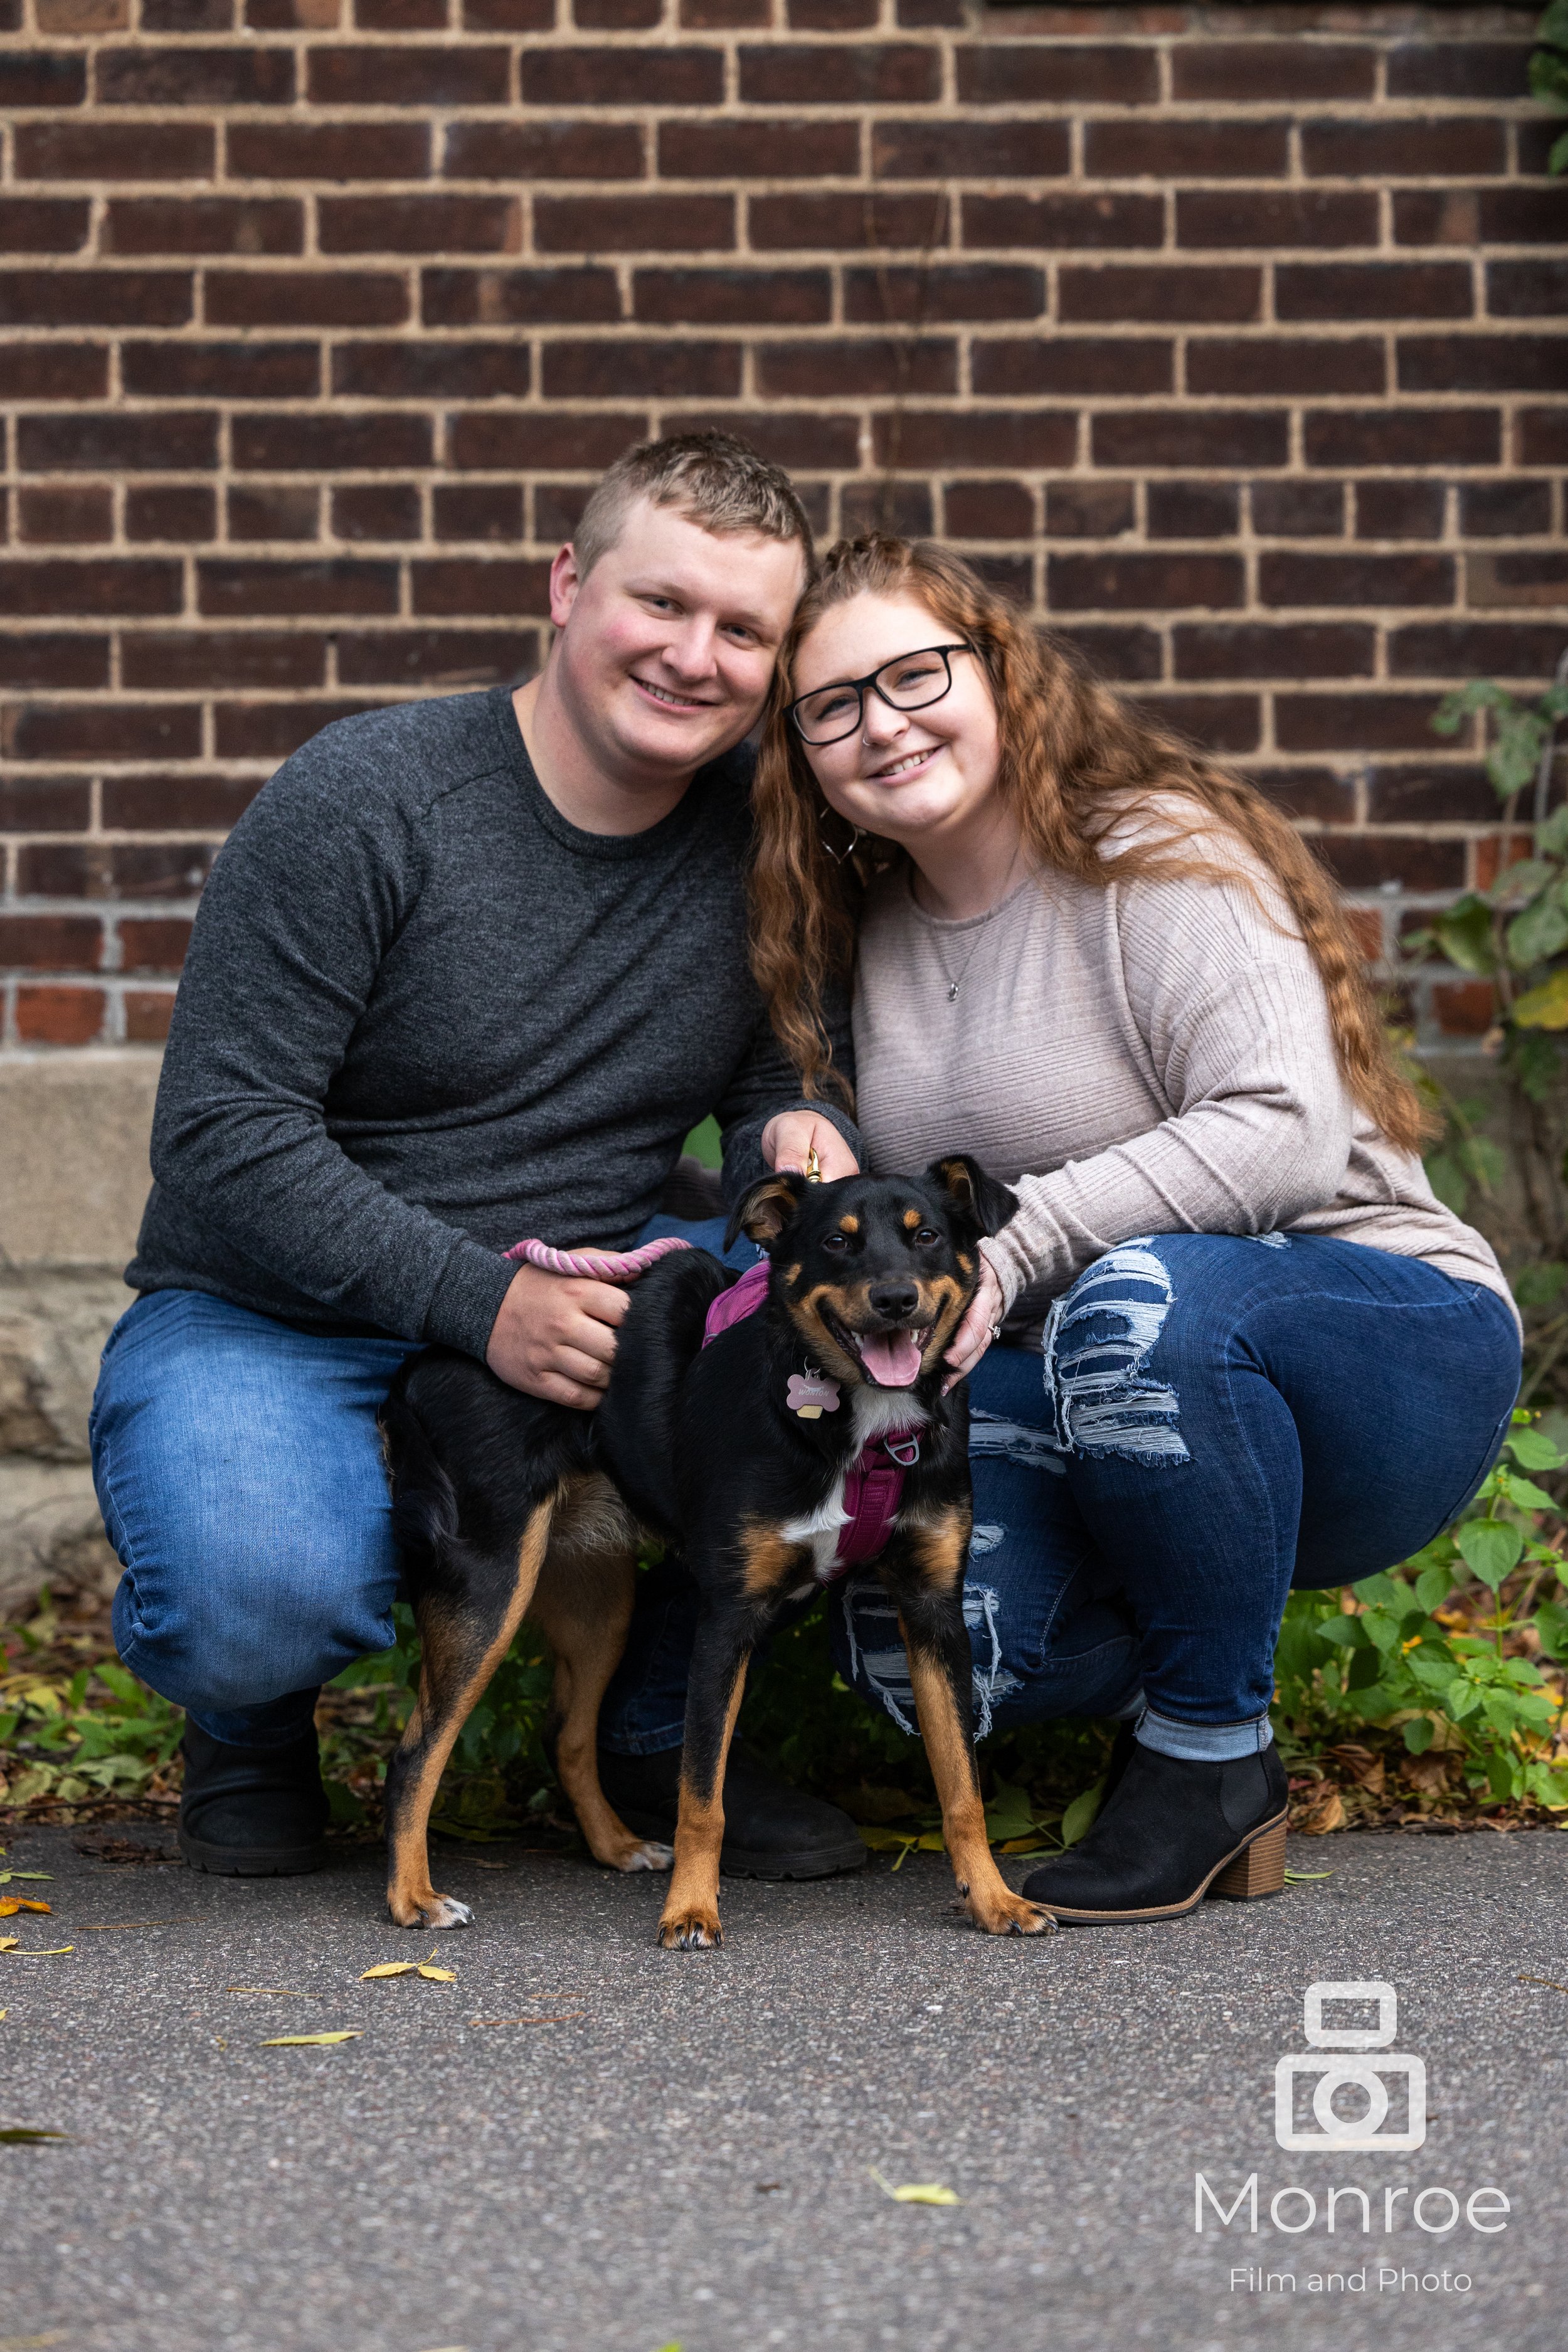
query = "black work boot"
xmin=1022 ymin=1739 xmax=1288 ymax=1924
xmin=596 ymin=1740 xmax=866 ymax=1880
xmin=177 ymin=1719 xmax=330 ymax=1877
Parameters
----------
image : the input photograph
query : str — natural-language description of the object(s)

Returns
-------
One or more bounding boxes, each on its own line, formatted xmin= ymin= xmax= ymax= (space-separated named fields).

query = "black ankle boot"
xmin=177 ymin=1720 xmax=330 ymax=1876
xmin=1022 ymin=1740 xmax=1288 ymax=1924
xmin=596 ymin=1741 xmax=866 ymax=1880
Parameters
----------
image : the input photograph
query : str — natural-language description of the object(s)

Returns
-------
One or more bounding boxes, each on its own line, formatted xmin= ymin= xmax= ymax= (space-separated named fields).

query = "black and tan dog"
xmin=377 ymin=1156 xmax=1054 ymax=1947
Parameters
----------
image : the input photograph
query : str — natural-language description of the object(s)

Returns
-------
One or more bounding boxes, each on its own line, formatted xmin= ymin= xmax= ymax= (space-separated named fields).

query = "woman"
xmin=749 ymin=536 xmax=1521 ymax=1924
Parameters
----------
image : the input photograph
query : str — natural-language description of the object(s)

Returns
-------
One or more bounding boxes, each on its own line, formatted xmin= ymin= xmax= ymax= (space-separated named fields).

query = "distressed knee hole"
xmin=1042 ymin=1239 xmax=1190 ymax=1467
xmin=838 ymin=1576 xmax=1025 ymax=1741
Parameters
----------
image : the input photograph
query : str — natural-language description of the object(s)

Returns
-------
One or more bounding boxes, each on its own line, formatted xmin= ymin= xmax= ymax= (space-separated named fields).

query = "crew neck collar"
xmin=901 ymin=865 xmax=1037 ymax=931
xmin=487 ymin=684 xmax=715 ymax=862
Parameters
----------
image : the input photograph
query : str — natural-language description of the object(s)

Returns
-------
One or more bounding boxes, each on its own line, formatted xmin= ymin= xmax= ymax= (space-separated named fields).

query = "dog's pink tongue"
xmin=860 ymin=1329 xmax=923 ymax=1387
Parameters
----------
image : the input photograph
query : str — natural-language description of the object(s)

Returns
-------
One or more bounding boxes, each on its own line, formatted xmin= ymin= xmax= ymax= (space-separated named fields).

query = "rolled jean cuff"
xmin=186 ymin=1687 xmax=322 ymax=1749
xmin=1135 ymin=1703 xmax=1274 ymax=1763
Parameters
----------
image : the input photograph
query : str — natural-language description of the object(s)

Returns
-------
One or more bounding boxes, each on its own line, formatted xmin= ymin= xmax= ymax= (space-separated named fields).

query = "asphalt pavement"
xmin=4 ymin=1821 xmax=1565 ymax=2352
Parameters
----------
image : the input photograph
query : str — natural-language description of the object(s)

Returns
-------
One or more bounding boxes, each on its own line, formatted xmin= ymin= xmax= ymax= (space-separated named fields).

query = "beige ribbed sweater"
xmin=852 ymin=843 xmax=1515 ymax=1331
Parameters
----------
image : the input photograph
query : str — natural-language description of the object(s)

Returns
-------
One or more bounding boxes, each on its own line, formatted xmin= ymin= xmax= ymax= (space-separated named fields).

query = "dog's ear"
xmin=724 ymin=1169 xmax=808 ymax=1252
xmin=924 ymin=1155 xmax=1019 ymax=1240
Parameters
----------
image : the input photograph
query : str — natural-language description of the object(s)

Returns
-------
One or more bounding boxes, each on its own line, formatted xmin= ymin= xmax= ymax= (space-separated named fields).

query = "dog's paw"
xmin=620 ymin=1839 xmax=674 ymax=1874
xmin=968 ymin=1889 xmax=1056 ymax=1937
xmin=657 ymin=1907 xmax=723 ymax=1951
xmin=388 ymin=1891 xmax=474 ymax=1931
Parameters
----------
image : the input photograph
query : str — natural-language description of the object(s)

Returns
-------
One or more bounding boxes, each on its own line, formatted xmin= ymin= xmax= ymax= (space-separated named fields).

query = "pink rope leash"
xmin=504 ymin=1234 xmax=694 ymax=1283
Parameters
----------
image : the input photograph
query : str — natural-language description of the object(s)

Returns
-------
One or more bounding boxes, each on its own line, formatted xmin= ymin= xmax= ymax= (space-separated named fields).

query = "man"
xmin=90 ymin=433 xmax=862 ymax=1880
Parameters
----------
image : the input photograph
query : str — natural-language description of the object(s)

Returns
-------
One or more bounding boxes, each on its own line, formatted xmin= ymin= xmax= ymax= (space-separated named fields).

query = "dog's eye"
xmin=912 ymin=1227 xmax=942 ymax=1248
xmin=821 ymin=1232 xmax=850 ymax=1254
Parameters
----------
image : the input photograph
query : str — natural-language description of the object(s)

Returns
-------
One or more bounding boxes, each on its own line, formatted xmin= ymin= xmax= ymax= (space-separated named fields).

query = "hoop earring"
xmin=817 ymin=807 xmax=864 ymax=866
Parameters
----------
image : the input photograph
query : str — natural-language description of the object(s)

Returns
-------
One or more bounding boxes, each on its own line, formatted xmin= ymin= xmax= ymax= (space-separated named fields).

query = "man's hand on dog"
xmin=761 ymin=1110 xmax=859 ymax=1182
xmin=487 ymin=1259 xmax=630 ymax=1409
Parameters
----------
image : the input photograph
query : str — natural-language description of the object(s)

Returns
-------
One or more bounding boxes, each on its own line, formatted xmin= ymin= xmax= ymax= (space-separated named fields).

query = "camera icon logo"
xmin=1274 ymin=1981 xmax=1427 ymax=2153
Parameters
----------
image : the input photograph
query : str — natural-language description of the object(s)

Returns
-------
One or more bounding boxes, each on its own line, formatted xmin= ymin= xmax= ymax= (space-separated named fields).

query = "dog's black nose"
xmin=868 ymin=1279 xmax=921 ymax=1322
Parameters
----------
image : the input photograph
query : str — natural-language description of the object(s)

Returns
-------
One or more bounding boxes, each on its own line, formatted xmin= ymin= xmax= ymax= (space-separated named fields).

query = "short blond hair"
xmin=572 ymin=431 xmax=814 ymax=579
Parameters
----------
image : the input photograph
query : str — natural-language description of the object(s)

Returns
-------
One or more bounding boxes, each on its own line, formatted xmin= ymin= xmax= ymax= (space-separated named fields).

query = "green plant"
xmin=1531 ymin=0 xmax=1568 ymax=175
xmin=0 ymin=1599 xmax=183 ymax=1806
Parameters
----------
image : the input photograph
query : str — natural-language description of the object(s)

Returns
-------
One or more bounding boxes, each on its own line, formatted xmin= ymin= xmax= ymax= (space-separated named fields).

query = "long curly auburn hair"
xmin=750 ymin=534 xmax=1433 ymax=1155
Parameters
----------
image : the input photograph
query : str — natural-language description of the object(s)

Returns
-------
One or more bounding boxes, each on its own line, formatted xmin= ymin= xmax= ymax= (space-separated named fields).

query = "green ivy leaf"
xmin=1513 ymin=969 xmax=1568 ymax=1030
xmin=1534 ymin=1600 xmax=1568 ymax=1660
xmin=1456 ymin=1520 xmax=1525 ymax=1589
xmin=1414 ymin=1562 xmax=1456 ymax=1613
xmin=1493 ymin=1470 xmax=1560 ymax=1512
xmin=1429 ymin=896 xmax=1498 ymax=976
xmin=1507 ymin=894 xmax=1568 ymax=969
xmin=1403 ymin=1715 xmax=1436 ymax=1755
xmin=1505 ymin=1425 xmax=1567 ymax=1470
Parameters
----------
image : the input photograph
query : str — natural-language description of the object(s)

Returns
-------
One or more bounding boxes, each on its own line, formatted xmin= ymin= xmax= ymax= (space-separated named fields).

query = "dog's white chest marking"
xmin=778 ymin=1391 xmax=933 ymax=1581
xmin=781 ymin=1478 xmax=850 ymax=1580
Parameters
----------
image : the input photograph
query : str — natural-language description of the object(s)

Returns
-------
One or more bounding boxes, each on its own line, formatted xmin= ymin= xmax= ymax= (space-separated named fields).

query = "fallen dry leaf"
xmin=260 ymin=2032 xmax=363 ymax=2047
xmin=361 ymin=1962 xmax=418 ymax=1979
xmin=1294 ymin=1786 xmax=1346 ymax=1836
xmin=468 ymin=2014 xmax=585 ymax=2026
xmin=0 ymin=1940 xmax=15 ymax=1954
xmin=417 ymin=1963 xmax=457 ymax=1983
xmin=0 ymin=1900 xmax=51 ymax=1917
xmin=227 ymin=1986 xmax=305 ymax=1996
xmin=4 ymin=1947 xmax=73 ymax=1958
xmin=0 ymin=2127 xmax=68 ymax=2144
xmin=868 ymin=2168 xmax=961 ymax=2206
xmin=82 ymin=1919 xmax=190 ymax=1932
xmin=1518 ymin=1972 xmax=1568 ymax=1994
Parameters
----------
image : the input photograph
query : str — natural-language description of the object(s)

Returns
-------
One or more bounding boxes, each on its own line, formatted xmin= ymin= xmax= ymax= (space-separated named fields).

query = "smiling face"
xmin=548 ymin=497 xmax=807 ymax=791
xmin=791 ymin=591 xmax=1004 ymax=852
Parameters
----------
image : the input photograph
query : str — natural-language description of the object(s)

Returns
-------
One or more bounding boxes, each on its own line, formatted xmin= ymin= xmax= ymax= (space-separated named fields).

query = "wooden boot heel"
xmin=1210 ymin=1816 xmax=1287 ymax=1900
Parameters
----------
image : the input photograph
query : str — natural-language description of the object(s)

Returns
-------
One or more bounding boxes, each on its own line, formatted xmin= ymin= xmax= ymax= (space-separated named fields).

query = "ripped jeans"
xmin=601 ymin=1232 xmax=1521 ymax=1767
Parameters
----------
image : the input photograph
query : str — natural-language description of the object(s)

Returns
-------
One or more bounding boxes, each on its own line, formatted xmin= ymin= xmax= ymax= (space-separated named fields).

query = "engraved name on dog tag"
xmin=787 ymin=1370 xmax=840 ymax=1419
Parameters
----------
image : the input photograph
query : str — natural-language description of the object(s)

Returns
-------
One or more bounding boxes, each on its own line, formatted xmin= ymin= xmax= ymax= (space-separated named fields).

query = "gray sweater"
xmin=129 ymin=687 xmax=856 ymax=1360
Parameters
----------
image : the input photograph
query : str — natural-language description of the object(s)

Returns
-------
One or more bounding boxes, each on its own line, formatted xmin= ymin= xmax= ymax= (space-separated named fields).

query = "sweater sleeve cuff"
xmin=421 ymin=1235 xmax=518 ymax=1361
xmin=721 ymin=1099 xmax=862 ymax=1207
xmin=979 ymin=1231 xmax=1030 ymax=1317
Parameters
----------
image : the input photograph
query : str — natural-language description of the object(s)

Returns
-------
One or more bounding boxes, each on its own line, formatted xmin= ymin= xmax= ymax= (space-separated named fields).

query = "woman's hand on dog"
xmin=942 ymin=1253 xmax=1005 ymax=1391
xmin=762 ymin=1110 xmax=860 ymax=1181
xmin=486 ymin=1261 xmax=630 ymax=1409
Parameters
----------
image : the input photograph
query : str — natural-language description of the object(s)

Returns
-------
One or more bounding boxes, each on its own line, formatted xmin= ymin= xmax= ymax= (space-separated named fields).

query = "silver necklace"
xmin=923 ymin=852 xmax=1024 ymax=1004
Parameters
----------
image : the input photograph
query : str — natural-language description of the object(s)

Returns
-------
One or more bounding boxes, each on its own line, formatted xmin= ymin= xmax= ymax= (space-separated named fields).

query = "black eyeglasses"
xmin=787 ymin=644 xmax=973 ymax=747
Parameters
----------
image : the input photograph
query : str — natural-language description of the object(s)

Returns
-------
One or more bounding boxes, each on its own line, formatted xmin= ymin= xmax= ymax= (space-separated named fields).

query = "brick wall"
xmin=1 ymin=0 xmax=1564 ymax=1054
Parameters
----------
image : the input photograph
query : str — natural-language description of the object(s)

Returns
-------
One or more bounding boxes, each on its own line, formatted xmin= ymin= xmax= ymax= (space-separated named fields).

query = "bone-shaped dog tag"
xmin=787 ymin=1370 xmax=840 ymax=1418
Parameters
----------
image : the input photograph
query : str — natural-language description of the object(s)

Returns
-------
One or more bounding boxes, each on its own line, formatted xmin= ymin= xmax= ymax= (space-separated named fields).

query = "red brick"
xmin=943 ymin=480 xmax=1036 ymax=539
xmin=1387 ymin=41 xmax=1531 ymax=98
xmin=1059 ymin=267 xmax=1261 ymax=326
xmin=1186 ymin=337 xmax=1384 ymax=398
xmin=973 ymin=337 xmax=1172 ymax=396
xmin=21 ymin=842 xmax=217 ymax=901
xmin=956 ymin=45 xmax=1157 ymax=105
xmin=230 ymin=413 xmax=432 ymax=471
xmin=1175 ymin=190 xmax=1377 ymax=250
xmin=579 ymin=0 xmax=664 ymax=23
xmin=144 ymin=0 xmax=235 ymax=26
xmin=535 ymin=196 xmax=735 ymax=255
xmin=1045 ymin=482 xmax=1135 ymax=539
xmin=0 ymin=53 xmax=88 ymax=108
xmin=121 ymin=341 xmax=320 ymax=400
xmin=739 ymin=45 xmax=940 ymax=105
xmin=5 ymin=699 xmax=201 ymax=761
xmin=873 ymin=120 xmax=1069 ymax=179
xmin=543 ymin=340 xmax=743 ymax=400
xmin=18 ymin=486 xmax=114 ymax=544
xmin=1316 ymin=837 xmax=1466 ymax=892
xmin=103 ymin=200 xmax=303 ymax=258
xmin=1355 ymin=482 xmax=1446 ymax=541
xmin=0 ymin=776 xmax=92 ymax=830
xmin=1389 ymin=621 xmax=1568 ymax=678
xmin=1259 ymin=551 xmax=1454 ymax=608
xmin=533 ymin=484 xmax=588 ymax=541
xmin=1301 ymin=117 xmax=1505 ymax=179
xmin=123 ymin=630 xmax=327 ymax=690
xmin=1085 ymin=120 xmax=1290 ymax=179
xmin=839 ymin=478 xmax=935 ymax=538
xmin=1274 ymin=694 xmax=1445 ymax=754
xmin=755 ymin=338 xmax=956 ymax=400
xmin=1172 ymin=42 xmax=1375 ymax=101
xmin=96 ymin=46 xmax=294 ymax=105
xmin=198 ymin=559 xmax=400 ymax=617
xmin=102 ymin=773 xmax=259 ymax=829
xmin=1250 ymin=480 xmax=1344 ymax=539
xmin=680 ymin=0 xmax=767 ymax=20
xmin=1049 ymin=623 xmax=1160 ymax=681
xmin=898 ymin=0 xmax=963 ymax=19
xmin=1092 ymin=411 xmax=1288 ymax=469
xmin=213 ymin=700 xmax=380 ymax=760
xmin=421 ymin=266 xmax=618 ymax=327
xmin=670 ymin=408 xmax=860 ymax=469
xmin=1303 ymin=410 xmax=1500 ymax=468
xmin=750 ymin=193 xmax=950 ymax=250
xmin=462 ymin=0 xmax=552 ymax=23
xmin=125 ymin=484 xmax=218 ymax=542
xmin=1257 ymin=769 xmax=1359 ymax=827
xmin=1488 ymin=260 xmax=1568 ymax=319
xmin=333 ymin=339 xmax=533 ymax=398
xmin=356 ymin=0 xmax=444 ymax=22
xmin=1459 ymin=481 xmax=1554 ymax=537
xmin=1518 ymin=410 xmax=1568 ymax=465
xmin=432 ymin=485 xmax=526 ymax=542
xmin=0 ymin=273 xmax=193 ymax=329
xmin=320 ymin=196 xmax=519 ymax=255
xmin=1469 ymin=550 xmax=1568 ymax=608
xmin=0 ymin=635 xmax=110 ymax=689
xmin=337 ymin=627 xmax=534 ymax=683
xmin=1049 ymin=553 xmax=1244 ymax=612
xmin=0 ymin=916 xmax=102 ymax=973
xmin=447 ymin=120 xmax=643 ymax=181
xmin=411 ymin=559 xmax=553 ymax=617
xmin=18 ymin=412 xmax=218 ymax=473
xmin=523 ymin=46 xmax=723 ymax=105
xmin=848 ymin=265 xmax=1046 ymax=326
xmin=1395 ymin=189 xmax=1562 ymax=248
xmin=124 ymin=990 xmax=177 ymax=1044
xmin=0 ymin=344 xmax=109 ymax=403
xmin=332 ymin=484 xmax=421 ymax=541
xmin=658 ymin=119 xmax=855 ymax=181
xmin=205 ymin=272 xmax=409 ymax=328
xmin=16 ymin=987 xmax=105 ymax=1046
xmin=448 ymin=410 xmax=650 ymax=470
xmin=221 ymin=482 xmax=318 ymax=542
xmin=228 ymin=122 xmax=431 ymax=180
xmin=788 ymin=0 xmax=876 ymax=23
xmin=1431 ymin=979 xmax=1498 ymax=1037
xmin=875 ymin=410 xmax=1076 ymax=470
xmin=1132 ymin=692 xmax=1261 ymax=755
xmin=1173 ymin=622 xmax=1375 ymax=681
xmin=1397 ymin=335 xmax=1567 ymax=395
xmin=0 ymin=201 xmax=92 ymax=255
xmin=1278 ymin=263 xmax=1476 ymax=324
xmin=16 ymin=120 xmax=215 ymax=179
xmin=118 ymin=918 xmax=193 ymax=975
xmin=1146 ymin=483 xmax=1238 ymax=539
xmin=633 ymin=270 xmax=831 ymax=326
xmin=307 ymin=47 xmax=510 ymax=105
xmin=0 ymin=560 xmax=182 ymax=617
xmin=1369 ymin=764 xmax=1502 ymax=824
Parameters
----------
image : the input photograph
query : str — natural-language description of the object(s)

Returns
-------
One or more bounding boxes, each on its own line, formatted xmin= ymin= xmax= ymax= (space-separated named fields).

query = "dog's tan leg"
xmin=657 ymin=1649 xmax=749 ymax=1951
xmin=384 ymin=1496 xmax=554 ymax=1929
xmin=902 ymin=1644 xmax=1052 ymax=1936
